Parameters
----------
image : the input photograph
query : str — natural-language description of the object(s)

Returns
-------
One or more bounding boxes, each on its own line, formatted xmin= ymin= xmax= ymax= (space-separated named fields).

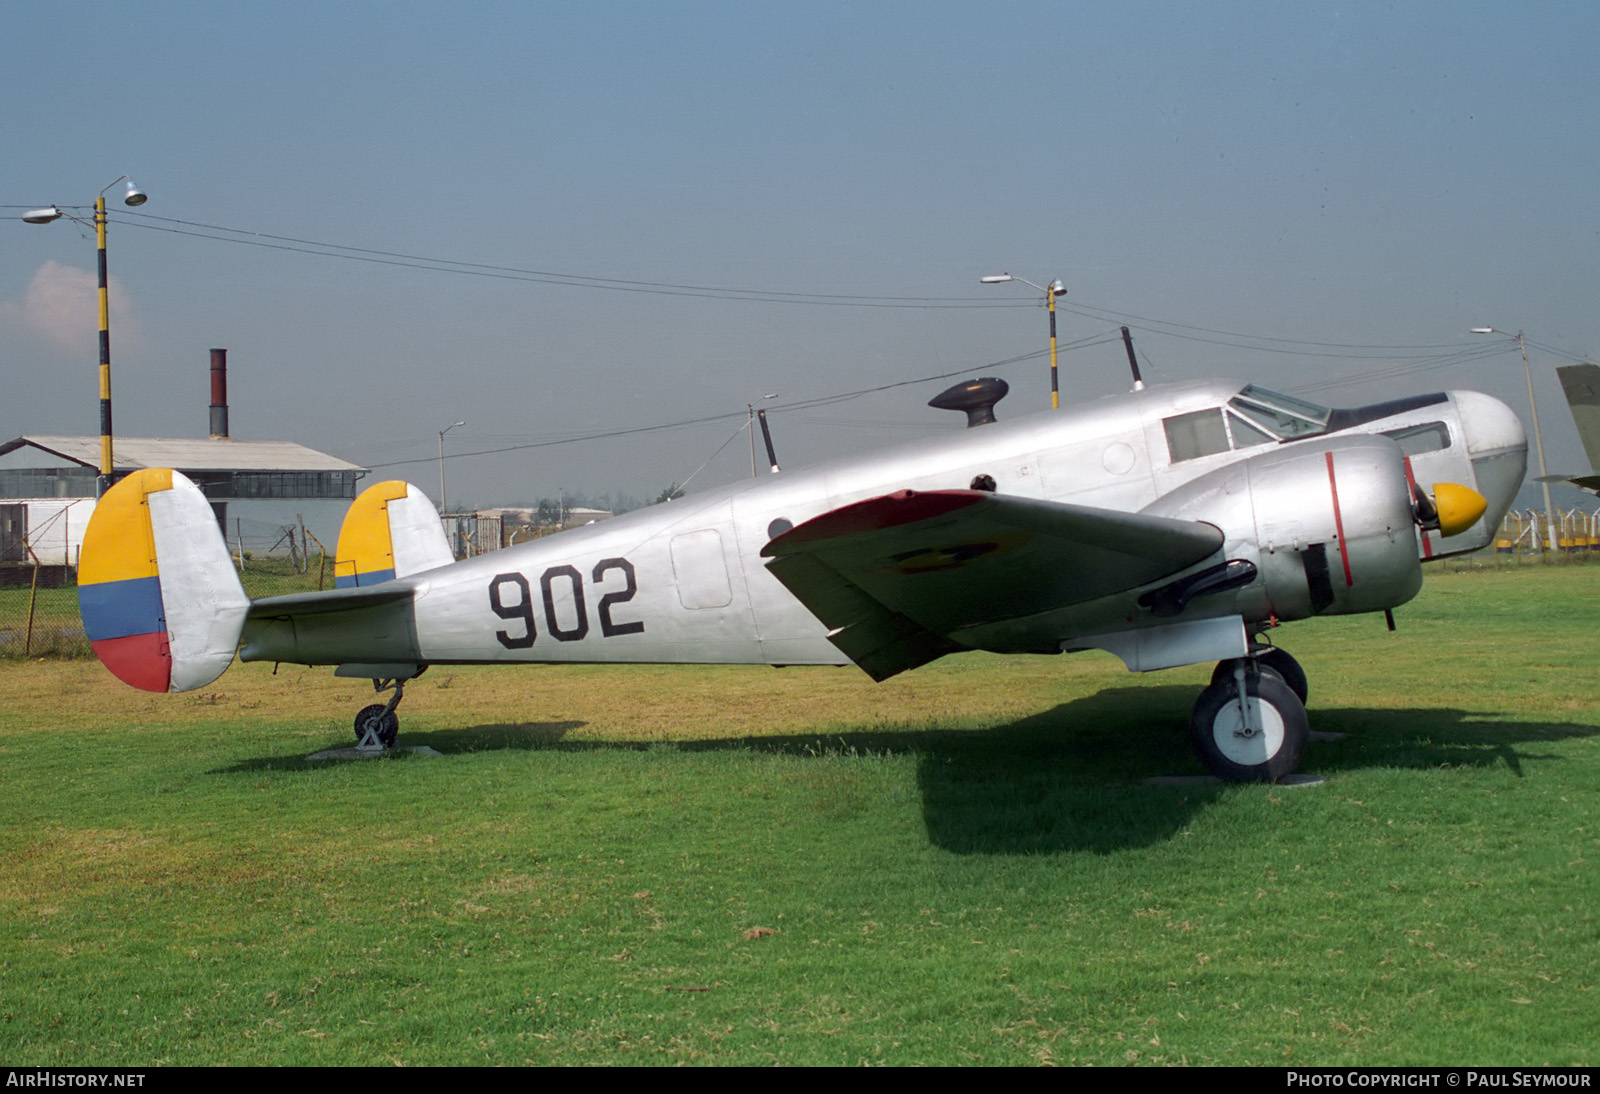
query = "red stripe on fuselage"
xmin=1325 ymin=451 xmax=1354 ymax=587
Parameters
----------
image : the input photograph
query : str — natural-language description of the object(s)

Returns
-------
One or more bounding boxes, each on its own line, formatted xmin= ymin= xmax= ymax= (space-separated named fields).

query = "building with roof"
xmin=1 ymin=350 xmax=367 ymax=567
xmin=0 ymin=434 xmax=367 ymax=566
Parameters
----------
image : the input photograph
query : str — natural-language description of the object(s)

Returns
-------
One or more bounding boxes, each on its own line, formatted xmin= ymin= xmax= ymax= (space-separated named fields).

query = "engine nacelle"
xmin=1144 ymin=435 xmax=1423 ymax=623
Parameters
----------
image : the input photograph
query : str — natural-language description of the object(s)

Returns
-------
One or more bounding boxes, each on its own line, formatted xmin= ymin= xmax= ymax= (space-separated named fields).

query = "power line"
xmin=30 ymin=206 xmax=1585 ymax=360
xmin=367 ymin=343 xmax=1095 ymax=471
xmin=111 ymin=210 xmax=1033 ymax=310
xmin=1057 ymin=299 xmax=1475 ymax=353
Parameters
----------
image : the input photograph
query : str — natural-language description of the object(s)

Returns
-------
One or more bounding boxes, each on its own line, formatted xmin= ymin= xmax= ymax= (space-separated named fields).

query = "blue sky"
xmin=4 ymin=1 xmax=1597 ymax=507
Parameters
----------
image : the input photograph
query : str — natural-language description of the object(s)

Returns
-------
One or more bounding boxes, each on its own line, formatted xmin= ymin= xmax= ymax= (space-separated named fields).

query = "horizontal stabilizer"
xmin=240 ymin=581 xmax=423 ymax=667
xmin=248 ymin=582 xmax=417 ymax=619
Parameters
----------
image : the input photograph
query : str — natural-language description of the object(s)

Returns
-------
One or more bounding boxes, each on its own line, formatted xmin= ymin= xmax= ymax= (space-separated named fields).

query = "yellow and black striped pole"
xmin=19 ymin=176 xmax=143 ymax=497
xmin=1047 ymin=288 xmax=1059 ymax=411
xmin=95 ymin=194 xmax=113 ymax=497
xmin=982 ymin=273 xmax=1067 ymax=409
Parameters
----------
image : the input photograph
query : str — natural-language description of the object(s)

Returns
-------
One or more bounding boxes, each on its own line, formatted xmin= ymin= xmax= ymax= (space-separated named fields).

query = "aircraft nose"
xmin=1451 ymin=390 xmax=1527 ymax=524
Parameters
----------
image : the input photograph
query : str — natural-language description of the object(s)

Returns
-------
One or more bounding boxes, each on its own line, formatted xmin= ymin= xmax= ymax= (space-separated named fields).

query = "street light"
xmin=1471 ymin=327 xmax=1558 ymax=551
xmin=19 ymin=175 xmax=148 ymax=496
xmin=981 ymin=273 xmax=1068 ymax=409
xmin=437 ymin=420 xmax=465 ymax=514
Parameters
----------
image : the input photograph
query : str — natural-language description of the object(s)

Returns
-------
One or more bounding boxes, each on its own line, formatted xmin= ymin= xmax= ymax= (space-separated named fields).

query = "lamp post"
xmin=981 ymin=273 xmax=1067 ymax=409
xmin=21 ymin=176 xmax=148 ymax=497
xmin=1471 ymin=327 xmax=1558 ymax=551
xmin=437 ymin=420 xmax=465 ymax=514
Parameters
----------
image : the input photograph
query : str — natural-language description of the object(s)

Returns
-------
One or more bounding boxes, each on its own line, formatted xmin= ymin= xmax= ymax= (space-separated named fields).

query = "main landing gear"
xmin=1191 ymin=646 xmax=1309 ymax=782
xmin=353 ymin=676 xmax=408 ymax=751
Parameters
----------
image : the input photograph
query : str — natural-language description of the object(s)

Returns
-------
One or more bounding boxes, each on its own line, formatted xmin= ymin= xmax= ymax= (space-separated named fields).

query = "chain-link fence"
xmin=1495 ymin=507 xmax=1600 ymax=555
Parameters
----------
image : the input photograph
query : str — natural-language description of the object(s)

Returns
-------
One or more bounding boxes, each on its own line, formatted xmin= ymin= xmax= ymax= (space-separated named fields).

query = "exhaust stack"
xmin=209 ymin=348 xmax=229 ymax=440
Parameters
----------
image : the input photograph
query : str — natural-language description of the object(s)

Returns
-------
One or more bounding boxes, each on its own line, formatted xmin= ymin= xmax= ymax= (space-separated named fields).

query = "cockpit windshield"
xmin=1227 ymin=385 xmax=1332 ymax=439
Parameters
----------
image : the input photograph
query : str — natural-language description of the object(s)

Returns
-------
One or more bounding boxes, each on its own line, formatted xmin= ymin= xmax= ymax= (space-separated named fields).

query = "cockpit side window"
xmin=1381 ymin=420 xmax=1452 ymax=456
xmin=1164 ymin=408 xmax=1231 ymax=462
xmin=1229 ymin=385 xmax=1331 ymax=439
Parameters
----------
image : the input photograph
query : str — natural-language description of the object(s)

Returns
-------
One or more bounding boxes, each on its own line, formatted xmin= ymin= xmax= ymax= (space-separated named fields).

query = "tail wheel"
xmin=1191 ymin=664 xmax=1308 ymax=782
xmin=354 ymin=704 xmax=399 ymax=749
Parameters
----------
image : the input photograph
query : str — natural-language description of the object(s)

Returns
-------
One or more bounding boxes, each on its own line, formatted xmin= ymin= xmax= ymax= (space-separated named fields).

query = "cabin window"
xmin=1381 ymin=420 xmax=1452 ymax=456
xmin=1164 ymin=408 xmax=1231 ymax=462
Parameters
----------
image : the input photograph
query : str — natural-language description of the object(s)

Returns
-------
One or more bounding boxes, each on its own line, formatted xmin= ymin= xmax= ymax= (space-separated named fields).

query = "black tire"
xmin=1190 ymin=668 xmax=1308 ymax=782
xmin=1255 ymin=647 xmax=1308 ymax=705
xmin=1212 ymin=657 xmax=1285 ymax=691
xmin=354 ymin=704 xmax=399 ymax=749
xmin=1209 ymin=649 xmax=1308 ymax=706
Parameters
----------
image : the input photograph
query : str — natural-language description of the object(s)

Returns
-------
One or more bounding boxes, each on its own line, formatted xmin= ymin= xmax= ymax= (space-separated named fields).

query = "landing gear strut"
xmin=1209 ymin=643 xmax=1308 ymax=704
xmin=353 ymin=677 xmax=407 ymax=751
xmin=1192 ymin=651 xmax=1309 ymax=782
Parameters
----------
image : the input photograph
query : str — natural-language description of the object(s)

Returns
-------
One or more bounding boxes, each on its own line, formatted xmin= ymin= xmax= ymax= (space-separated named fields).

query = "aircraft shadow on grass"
xmin=213 ymin=686 xmax=1594 ymax=855
xmin=903 ymin=690 xmax=1596 ymax=854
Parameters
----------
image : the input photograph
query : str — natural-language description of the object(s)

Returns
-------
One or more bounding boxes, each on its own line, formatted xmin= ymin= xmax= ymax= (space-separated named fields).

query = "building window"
xmin=210 ymin=471 xmax=359 ymax=499
xmin=0 ymin=467 xmax=97 ymax=498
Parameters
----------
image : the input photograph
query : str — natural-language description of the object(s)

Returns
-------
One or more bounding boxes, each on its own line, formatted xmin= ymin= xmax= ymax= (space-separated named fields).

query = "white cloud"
xmin=0 ymin=260 xmax=138 ymax=357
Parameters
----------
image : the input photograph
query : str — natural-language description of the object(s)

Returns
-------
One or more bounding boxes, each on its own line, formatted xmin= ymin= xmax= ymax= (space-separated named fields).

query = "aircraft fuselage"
xmin=239 ymin=380 xmax=1525 ymax=675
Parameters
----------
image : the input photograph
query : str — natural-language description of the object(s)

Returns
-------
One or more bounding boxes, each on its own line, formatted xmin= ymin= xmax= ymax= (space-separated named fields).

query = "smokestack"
xmin=209 ymin=348 xmax=229 ymax=439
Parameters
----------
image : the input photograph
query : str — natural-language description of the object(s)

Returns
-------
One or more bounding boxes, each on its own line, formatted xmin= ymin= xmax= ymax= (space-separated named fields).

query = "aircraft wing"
xmin=761 ymin=489 xmax=1223 ymax=680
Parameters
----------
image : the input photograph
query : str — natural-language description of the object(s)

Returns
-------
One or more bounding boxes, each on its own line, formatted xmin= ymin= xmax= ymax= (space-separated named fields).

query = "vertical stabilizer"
xmin=78 ymin=469 xmax=250 ymax=692
xmin=1556 ymin=364 xmax=1600 ymax=476
xmin=334 ymin=480 xmax=454 ymax=588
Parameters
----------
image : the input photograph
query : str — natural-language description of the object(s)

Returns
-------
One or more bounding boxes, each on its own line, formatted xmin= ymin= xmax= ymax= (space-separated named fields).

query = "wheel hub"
xmin=1213 ymin=697 xmax=1286 ymax=766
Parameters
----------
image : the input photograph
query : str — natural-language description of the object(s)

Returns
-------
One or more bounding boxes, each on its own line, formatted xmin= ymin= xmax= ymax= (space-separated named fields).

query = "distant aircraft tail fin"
xmin=333 ymin=480 xmax=453 ymax=588
xmin=78 ymin=469 xmax=250 ymax=693
xmin=1556 ymin=364 xmax=1600 ymax=475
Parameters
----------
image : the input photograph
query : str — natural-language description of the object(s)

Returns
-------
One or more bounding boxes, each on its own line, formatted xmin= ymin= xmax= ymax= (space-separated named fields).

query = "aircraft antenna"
xmin=758 ymin=409 xmax=781 ymax=473
xmin=1121 ymin=326 xmax=1145 ymax=391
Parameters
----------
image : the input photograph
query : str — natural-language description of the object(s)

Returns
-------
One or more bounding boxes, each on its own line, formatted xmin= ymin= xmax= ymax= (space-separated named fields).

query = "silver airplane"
xmin=77 ymin=376 xmax=1525 ymax=782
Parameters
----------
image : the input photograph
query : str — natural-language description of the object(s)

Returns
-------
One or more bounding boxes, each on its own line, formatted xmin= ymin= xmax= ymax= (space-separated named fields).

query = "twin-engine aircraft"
xmin=78 ymin=377 xmax=1525 ymax=782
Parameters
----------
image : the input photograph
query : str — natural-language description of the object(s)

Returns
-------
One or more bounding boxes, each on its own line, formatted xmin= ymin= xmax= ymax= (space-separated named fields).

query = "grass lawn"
xmin=0 ymin=562 xmax=1594 ymax=1065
